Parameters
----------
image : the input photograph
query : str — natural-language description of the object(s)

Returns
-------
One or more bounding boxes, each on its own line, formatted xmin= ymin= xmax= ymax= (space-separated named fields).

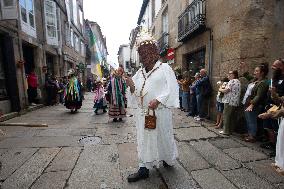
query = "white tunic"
xmin=128 ymin=61 xmax=179 ymax=168
xmin=276 ymin=119 xmax=284 ymax=170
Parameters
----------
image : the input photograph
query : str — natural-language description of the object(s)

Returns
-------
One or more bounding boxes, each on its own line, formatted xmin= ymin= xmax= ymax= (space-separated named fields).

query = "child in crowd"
xmin=215 ymin=77 xmax=229 ymax=129
xmin=93 ymin=81 xmax=107 ymax=115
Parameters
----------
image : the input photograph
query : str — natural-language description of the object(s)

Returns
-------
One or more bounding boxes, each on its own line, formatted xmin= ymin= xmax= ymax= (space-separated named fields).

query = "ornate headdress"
xmin=67 ymin=69 xmax=75 ymax=76
xmin=135 ymin=29 xmax=157 ymax=49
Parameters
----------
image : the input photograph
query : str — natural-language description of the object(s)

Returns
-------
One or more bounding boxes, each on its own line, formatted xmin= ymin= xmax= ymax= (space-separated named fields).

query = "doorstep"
xmin=0 ymin=104 xmax=45 ymax=122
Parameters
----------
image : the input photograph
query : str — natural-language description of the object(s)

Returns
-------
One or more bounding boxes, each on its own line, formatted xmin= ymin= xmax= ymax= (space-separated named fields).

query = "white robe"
xmin=276 ymin=119 xmax=284 ymax=169
xmin=128 ymin=61 xmax=179 ymax=168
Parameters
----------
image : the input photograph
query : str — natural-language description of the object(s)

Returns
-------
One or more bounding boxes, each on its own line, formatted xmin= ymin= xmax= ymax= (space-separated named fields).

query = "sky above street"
xmin=83 ymin=0 xmax=143 ymax=66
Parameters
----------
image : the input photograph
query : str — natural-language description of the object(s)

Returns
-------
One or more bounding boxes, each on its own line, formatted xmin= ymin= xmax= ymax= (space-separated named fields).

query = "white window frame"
xmin=1 ymin=0 xmax=18 ymax=19
xmin=80 ymin=40 xmax=85 ymax=56
xmin=72 ymin=0 xmax=78 ymax=26
xmin=74 ymin=34 xmax=79 ymax=52
xmin=44 ymin=0 xmax=58 ymax=46
xmin=70 ymin=28 xmax=74 ymax=47
xmin=19 ymin=0 xmax=36 ymax=38
xmin=65 ymin=23 xmax=71 ymax=46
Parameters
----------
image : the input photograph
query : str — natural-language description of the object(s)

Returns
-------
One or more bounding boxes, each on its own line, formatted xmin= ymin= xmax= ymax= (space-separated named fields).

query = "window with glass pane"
xmin=45 ymin=0 xmax=57 ymax=38
xmin=71 ymin=29 xmax=74 ymax=47
xmin=3 ymin=0 xmax=13 ymax=6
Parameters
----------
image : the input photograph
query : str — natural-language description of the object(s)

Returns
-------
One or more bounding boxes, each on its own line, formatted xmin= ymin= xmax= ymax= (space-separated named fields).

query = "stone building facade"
xmin=135 ymin=0 xmax=284 ymax=118
xmin=0 ymin=0 xmax=87 ymax=114
xmin=117 ymin=44 xmax=131 ymax=74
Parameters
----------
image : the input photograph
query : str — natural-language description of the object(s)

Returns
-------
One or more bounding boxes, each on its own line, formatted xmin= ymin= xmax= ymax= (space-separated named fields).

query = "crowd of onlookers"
xmin=178 ymin=59 xmax=284 ymax=175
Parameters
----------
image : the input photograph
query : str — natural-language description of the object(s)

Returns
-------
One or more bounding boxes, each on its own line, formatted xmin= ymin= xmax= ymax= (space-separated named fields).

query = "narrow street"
xmin=0 ymin=92 xmax=283 ymax=189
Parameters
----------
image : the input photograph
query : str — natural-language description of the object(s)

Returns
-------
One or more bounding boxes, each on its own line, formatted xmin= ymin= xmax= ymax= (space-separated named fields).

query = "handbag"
xmin=145 ymin=109 xmax=156 ymax=129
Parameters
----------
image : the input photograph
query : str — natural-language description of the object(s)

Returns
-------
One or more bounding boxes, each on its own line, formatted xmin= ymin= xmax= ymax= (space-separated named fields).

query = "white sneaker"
xmin=195 ymin=117 xmax=201 ymax=121
xmin=31 ymin=103 xmax=37 ymax=106
xmin=194 ymin=116 xmax=200 ymax=120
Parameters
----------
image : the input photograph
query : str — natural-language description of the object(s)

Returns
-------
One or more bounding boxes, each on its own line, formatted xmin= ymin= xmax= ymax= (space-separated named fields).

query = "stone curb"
xmin=0 ymin=104 xmax=45 ymax=122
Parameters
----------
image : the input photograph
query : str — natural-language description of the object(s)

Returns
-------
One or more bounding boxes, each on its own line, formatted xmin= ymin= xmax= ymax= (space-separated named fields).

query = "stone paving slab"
xmin=96 ymin=126 xmax=136 ymax=144
xmin=45 ymin=147 xmax=82 ymax=172
xmin=222 ymin=168 xmax=274 ymax=189
xmin=224 ymin=147 xmax=268 ymax=162
xmin=2 ymin=148 xmax=60 ymax=189
xmin=0 ymin=136 xmax=83 ymax=148
xmin=0 ymin=148 xmax=8 ymax=156
xmin=174 ymin=127 xmax=218 ymax=141
xmin=36 ymin=128 xmax=96 ymax=137
xmin=0 ymin=148 xmax=38 ymax=180
xmin=192 ymin=168 xmax=237 ymax=189
xmin=67 ymin=145 xmax=122 ymax=189
xmin=30 ymin=170 xmax=71 ymax=189
xmin=177 ymin=142 xmax=210 ymax=172
xmin=245 ymin=160 xmax=284 ymax=184
xmin=209 ymin=138 xmax=244 ymax=149
xmin=118 ymin=143 xmax=138 ymax=170
xmin=275 ymin=183 xmax=284 ymax=189
xmin=190 ymin=141 xmax=241 ymax=170
xmin=158 ymin=162 xmax=200 ymax=189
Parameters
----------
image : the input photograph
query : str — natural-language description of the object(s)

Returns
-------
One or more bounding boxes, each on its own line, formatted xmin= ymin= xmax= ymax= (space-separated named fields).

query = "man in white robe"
xmin=125 ymin=31 xmax=179 ymax=182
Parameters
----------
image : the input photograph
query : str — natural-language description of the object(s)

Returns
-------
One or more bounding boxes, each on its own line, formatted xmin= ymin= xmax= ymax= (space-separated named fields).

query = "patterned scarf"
xmin=110 ymin=75 xmax=126 ymax=107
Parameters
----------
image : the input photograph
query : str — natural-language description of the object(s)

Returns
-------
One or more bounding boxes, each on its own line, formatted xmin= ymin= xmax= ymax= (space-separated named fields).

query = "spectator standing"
xmin=178 ymin=72 xmax=191 ymax=112
xmin=219 ymin=70 xmax=241 ymax=135
xmin=191 ymin=69 xmax=212 ymax=121
xmin=187 ymin=73 xmax=200 ymax=117
xmin=215 ymin=77 xmax=229 ymax=129
xmin=27 ymin=68 xmax=38 ymax=105
xmin=243 ymin=63 xmax=269 ymax=142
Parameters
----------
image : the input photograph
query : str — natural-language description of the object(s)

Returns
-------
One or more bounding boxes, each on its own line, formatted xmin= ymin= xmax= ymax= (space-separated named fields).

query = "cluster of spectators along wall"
xmin=178 ymin=59 xmax=284 ymax=175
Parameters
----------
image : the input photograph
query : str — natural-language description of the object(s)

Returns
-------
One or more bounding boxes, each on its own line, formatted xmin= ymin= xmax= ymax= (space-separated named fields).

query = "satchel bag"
xmin=145 ymin=109 xmax=156 ymax=129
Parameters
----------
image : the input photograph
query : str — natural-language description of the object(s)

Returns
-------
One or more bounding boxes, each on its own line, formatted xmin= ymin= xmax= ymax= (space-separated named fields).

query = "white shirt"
xmin=242 ymin=82 xmax=256 ymax=105
xmin=222 ymin=79 xmax=241 ymax=106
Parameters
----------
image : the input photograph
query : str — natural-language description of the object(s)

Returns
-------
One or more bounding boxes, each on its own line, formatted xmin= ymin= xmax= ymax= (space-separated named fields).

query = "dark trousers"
xmin=27 ymin=87 xmax=37 ymax=104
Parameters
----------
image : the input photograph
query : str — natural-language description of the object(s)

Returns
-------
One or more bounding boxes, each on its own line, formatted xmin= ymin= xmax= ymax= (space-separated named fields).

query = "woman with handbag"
xmin=124 ymin=31 xmax=179 ymax=182
xmin=243 ymin=63 xmax=269 ymax=142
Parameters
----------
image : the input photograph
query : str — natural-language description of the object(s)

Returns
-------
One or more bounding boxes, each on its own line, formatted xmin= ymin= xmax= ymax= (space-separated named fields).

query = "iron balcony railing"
xmin=178 ymin=0 xmax=206 ymax=42
xmin=157 ymin=32 xmax=169 ymax=54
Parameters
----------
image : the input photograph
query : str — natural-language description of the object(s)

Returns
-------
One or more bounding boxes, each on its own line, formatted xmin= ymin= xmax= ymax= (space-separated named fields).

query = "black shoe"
xmin=103 ymin=109 xmax=107 ymax=113
xmin=113 ymin=118 xmax=118 ymax=122
xmin=127 ymin=167 xmax=149 ymax=182
xmin=162 ymin=161 xmax=172 ymax=168
xmin=118 ymin=118 xmax=122 ymax=122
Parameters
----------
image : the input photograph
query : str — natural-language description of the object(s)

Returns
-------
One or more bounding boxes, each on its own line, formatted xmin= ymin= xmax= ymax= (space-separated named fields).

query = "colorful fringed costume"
xmin=107 ymin=75 xmax=127 ymax=119
xmin=64 ymin=76 xmax=82 ymax=111
xmin=93 ymin=84 xmax=107 ymax=114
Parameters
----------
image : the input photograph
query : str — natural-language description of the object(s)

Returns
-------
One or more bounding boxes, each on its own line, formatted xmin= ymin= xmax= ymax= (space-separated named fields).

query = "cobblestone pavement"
xmin=0 ymin=92 xmax=283 ymax=189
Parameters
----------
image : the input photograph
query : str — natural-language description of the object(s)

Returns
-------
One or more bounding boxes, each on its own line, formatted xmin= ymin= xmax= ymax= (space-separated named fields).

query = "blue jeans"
xmin=182 ymin=91 xmax=189 ymax=111
xmin=244 ymin=110 xmax=259 ymax=137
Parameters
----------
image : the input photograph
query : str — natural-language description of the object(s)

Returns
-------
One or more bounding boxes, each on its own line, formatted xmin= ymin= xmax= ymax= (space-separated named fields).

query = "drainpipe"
xmin=208 ymin=28 xmax=213 ymax=79
xmin=207 ymin=28 xmax=213 ymax=119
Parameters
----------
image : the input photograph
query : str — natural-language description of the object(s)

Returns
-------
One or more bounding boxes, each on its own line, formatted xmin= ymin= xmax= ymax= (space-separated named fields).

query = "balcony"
xmin=157 ymin=32 xmax=169 ymax=54
xmin=178 ymin=0 xmax=206 ymax=42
